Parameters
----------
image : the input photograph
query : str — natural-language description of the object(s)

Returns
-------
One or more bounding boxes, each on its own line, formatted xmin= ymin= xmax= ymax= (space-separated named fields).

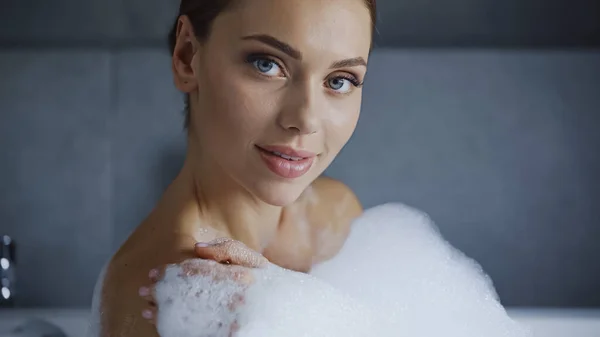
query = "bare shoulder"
xmin=303 ymin=176 xmax=363 ymax=264
xmin=98 ymin=225 xmax=198 ymax=337
xmin=307 ymin=176 xmax=363 ymax=219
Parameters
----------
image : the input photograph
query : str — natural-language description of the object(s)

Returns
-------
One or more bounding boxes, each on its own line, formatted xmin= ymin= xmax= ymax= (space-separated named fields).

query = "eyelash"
xmin=245 ymin=53 xmax=363 ymax=89
xmin=333 ymin=74 xmax=363 ymax=88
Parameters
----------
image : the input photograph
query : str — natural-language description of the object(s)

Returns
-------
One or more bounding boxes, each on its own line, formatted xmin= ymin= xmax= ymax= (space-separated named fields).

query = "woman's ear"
xmin=172 ymin=15 xmax=200 ymax=93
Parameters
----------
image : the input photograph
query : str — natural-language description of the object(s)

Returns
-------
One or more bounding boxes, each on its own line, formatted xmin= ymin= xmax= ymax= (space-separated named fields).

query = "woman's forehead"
xmin=213 ymin=0 xmax=372 ymax=60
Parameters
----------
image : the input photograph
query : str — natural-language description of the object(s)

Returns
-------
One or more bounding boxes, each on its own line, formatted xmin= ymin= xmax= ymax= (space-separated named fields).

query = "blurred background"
xmin=0 ymin=0 xmax=599 ymax=310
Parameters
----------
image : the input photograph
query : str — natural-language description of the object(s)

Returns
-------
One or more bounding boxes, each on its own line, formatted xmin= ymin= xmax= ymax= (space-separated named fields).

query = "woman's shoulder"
xmin=108 ymin=225 xmax=198 ymax=280
xmin=305 ymin=176 xmax=363 ymax=218
xmin=96 ymin=224 xmax=198 ymax=337
xmin=300 ymin=176 xmax=363 ymax=263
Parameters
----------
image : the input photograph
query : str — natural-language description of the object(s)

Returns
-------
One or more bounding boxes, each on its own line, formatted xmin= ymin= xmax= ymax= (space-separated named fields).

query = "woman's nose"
xmin=277 ymin=84 xmax=321 ymax=135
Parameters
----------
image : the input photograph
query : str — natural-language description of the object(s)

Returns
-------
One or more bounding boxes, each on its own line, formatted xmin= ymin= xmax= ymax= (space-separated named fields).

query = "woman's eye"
xmin=327 ymin=77 xmax=355 ymax=94
xmin=251 ymin=58 xmax=283 ymax=77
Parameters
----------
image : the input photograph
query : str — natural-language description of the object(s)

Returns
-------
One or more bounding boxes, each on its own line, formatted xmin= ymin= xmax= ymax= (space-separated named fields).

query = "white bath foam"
xmin=237 ymin=264 xmax=387 ymax=337
xmin=154 ymin=260 xmax=245 ymax=337
xmin=153 ymin=261 xmax=387 ymax=337
xmin=311 ymin=203 xmax=531 ymax=337
xmin=153 ymin=203 xmax=532 ymax=337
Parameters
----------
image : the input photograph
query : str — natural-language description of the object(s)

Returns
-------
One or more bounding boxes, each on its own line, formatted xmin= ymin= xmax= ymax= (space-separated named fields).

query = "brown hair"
xmin=168 ymin=0 xmax=377 ymax=129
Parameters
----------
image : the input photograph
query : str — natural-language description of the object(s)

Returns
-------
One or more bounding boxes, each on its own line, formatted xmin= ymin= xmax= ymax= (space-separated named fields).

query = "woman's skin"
xmin=98 ymin=0 xmax=372 ymax=336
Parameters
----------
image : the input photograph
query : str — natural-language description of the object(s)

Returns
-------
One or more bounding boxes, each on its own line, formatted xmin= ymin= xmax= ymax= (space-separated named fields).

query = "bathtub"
xmin=0 ymin=308 xmax=599 ymax=336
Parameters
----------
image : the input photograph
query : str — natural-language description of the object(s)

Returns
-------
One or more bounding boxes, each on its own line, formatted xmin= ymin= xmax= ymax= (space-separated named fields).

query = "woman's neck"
xmin=169 ymin=151 xmax=283 ymax=251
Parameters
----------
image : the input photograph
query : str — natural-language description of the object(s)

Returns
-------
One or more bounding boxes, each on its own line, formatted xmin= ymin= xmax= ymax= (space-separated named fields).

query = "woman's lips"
xmin=258 ymin=145 xmax=316 ymax=159
xmin=256 ymin=145 xmax=316 ymax=179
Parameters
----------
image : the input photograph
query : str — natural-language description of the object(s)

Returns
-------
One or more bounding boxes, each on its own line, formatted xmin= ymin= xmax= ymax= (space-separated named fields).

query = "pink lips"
xmin=256 ymin=145 xmax=316 ymax=179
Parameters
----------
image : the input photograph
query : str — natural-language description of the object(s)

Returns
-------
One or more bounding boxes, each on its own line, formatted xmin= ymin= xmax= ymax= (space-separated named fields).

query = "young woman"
xmin=93 ymin=0 xmax=376 ymax=335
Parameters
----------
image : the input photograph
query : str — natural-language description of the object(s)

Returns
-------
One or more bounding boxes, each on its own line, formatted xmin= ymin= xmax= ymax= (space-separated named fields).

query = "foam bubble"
xmin=154 ymin=260 xmax=245 ymax=337
xmin=238 ymin=265 xmax=385 ymax=336
xmin=152 ymin=203 xmax=533 ymax=337
xmin=311 ymin=203 xmax=531 ymax=336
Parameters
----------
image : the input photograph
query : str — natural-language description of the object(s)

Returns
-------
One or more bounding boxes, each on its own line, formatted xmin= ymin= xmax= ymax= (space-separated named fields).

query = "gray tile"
xmin=0 ymin=0 xmax=178 ymax=45
xmin=0 ymin=51 xmax=112 ymax=307
xmin=375 ymin=0 xmax=600 ymax=46
xmin=117 ymin=0 xmax=179 ymax=41
xmin=1 ymin=0 xmax=598 ymax=47
xmin=0 ymin=0 xmax=125 ymax=43
xmin=111 ymin=49 xmax=186 ymax=249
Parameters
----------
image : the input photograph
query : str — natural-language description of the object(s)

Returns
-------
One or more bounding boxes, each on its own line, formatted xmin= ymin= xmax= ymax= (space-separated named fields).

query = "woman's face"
xmin=177 ymin=0 xmax=372 ymax=206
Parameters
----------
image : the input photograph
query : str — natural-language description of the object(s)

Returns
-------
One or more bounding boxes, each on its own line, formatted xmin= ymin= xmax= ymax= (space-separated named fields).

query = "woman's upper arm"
xmin=99 ymin=263 xmax=160 ymax=337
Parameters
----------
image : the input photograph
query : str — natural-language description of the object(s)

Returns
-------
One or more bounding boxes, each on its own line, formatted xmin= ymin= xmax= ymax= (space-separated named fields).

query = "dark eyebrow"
xmin=329 ymin=57 xmax=367 ymax=69
xmin=241 ymin=34 xmax=302 ymax=60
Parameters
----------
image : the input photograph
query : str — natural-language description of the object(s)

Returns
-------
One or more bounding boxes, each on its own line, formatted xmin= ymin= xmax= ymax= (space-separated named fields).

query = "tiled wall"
xmin=1 ymin=48 xmax=599 ymax=307
xmin=0 ymin=0 xmax=177 ymax=45
xmin=1 ymin=0 xmax=598 ymax=47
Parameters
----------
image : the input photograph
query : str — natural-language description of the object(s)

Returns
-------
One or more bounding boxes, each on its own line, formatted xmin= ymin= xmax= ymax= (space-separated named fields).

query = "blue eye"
xmin=247 ymin=55 xmax=283 ymax=77
xmin=255 ymin=59 xmax=275 ymax=73
xmin=326 ymin=76 xmax=362 ymax=94
xmin=328 ymin=78 xmax=346 ymax=90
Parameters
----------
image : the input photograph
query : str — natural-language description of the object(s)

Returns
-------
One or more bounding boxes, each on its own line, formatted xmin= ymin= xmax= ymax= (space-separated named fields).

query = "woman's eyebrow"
xmin=241 ymin=34 xmax=302 ymax=60
xmin=330 ymin=57 xmax=367 ymax=69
